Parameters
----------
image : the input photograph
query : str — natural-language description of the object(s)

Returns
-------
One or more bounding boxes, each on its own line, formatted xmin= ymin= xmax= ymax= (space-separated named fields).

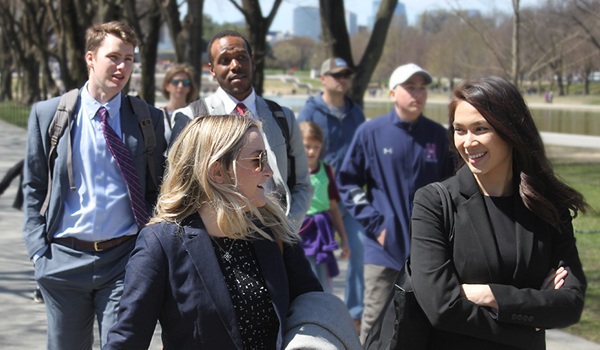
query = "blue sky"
xmin=199 ymin=0 xmax=540 ymax=31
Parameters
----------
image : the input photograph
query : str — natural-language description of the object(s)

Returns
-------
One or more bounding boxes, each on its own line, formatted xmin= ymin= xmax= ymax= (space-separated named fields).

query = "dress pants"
xmin=360 ymin=263 xmax=400 ymax=343
xmin=35 ymin=237 xmax=136 ymax=350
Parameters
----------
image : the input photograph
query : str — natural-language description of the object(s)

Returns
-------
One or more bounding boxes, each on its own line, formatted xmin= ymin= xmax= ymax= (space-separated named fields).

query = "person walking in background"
xmin=160 ymin=64 xmax=198 ymax=143
xmin=105 ymin=115 xmax=323 ymax=349
xmin=410 ymin=76 xmax=587 ymax=349
xmin=338 ymin=63 xmax=454 ymax=342
xmin=297 ymin=57 xmax=366 ymax=331
xmin=171 ymin=30 xmax=312 ymax=231
xmin=22 ymin=21 xmax=166 ymax=349
xmin=298 ymin=121 xmax=350 ymax=294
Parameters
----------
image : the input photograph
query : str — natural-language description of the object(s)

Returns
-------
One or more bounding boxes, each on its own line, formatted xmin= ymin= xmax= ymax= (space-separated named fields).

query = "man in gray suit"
xmin=22 ymin=21 xmax=166 ymax=349
xmin=172 ymin=30 xmax=312 ymax=229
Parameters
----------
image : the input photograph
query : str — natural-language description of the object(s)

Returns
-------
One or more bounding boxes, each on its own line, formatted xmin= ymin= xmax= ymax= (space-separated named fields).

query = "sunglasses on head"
xmin=171 ymin=79 xmax=191 ymax=87
xmin=239 ymin=150 xmax=268 ymax=172
xmin=327 ymin=72 xmax=352 ymax=79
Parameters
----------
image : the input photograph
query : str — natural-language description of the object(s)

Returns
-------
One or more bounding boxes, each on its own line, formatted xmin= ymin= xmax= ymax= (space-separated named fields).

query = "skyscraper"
xmin=368 ymin=1 xmax=407 ymax=29
xmin=346 ymin=11 xmax=358 ymax=37
xmin=293 ymin=6 xmax=321 ymax=41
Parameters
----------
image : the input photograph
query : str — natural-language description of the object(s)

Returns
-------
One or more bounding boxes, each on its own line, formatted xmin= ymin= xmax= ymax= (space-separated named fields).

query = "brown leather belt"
xmin=55 ymin=235 xmax=136 ymax=252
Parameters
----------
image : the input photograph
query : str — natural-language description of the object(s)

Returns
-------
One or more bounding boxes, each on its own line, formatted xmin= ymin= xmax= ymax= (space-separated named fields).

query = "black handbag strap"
xmin=431 ymin=181 xmax=455 ymax=243
xmin=402 ymin=182 xmax=455 ymax=289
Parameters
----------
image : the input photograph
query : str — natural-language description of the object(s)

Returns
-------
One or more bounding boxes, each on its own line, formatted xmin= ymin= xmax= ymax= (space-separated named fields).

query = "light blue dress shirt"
xmin=55 ymin=83 xmax=138 ymax=241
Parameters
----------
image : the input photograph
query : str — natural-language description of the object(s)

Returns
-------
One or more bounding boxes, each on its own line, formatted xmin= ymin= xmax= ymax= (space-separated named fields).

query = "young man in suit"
xmin=338 ymin=63 xmax=454 ymax=342
xmin=297 ymin=57 xmax=366 ymax=331
xmin=22 ymin=21 xmax=166 ymax=349
xmin=172 ymin=30 xmax=312 ymax=230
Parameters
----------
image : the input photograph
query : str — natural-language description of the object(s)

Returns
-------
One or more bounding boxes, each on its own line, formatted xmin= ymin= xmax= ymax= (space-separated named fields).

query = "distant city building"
xmin=267 ymin=30 xmax=293 ymax=44
xmin=346 ymin=11 xmax=358 ymax=37
xmin=368 ymin=1 xmax=407 ymax=29
xmin=293 ymin=6 xmax=321 ymax=41
xmin=419 ymin=9 xmax=481 ymax=34
xmin=158 ymin=23 xmax=174 ymax=52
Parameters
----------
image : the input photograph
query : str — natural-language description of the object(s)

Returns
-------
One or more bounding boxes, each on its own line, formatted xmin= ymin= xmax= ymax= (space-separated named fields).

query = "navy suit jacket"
xmin=22 ymin=90 xmax=166 ymax=258
xmin=410 ymin=166 xmax=586 ymax=349
xmin=104 ymin=214 xmax=323 ymax=350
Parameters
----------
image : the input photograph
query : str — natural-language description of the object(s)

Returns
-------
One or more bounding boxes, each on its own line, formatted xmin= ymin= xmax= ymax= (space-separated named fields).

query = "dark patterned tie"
xmin=236 ymin=103 xmax=248 ymax=116
xmin=99 ymin=107 xmax=149 ymax=227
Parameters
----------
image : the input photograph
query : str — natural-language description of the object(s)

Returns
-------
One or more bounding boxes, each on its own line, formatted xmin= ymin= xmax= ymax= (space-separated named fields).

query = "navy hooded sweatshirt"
xmin=297 ymin=93 xmax=366 ymax=173
xmin=338 ymin=110 xmax=455 ymax=271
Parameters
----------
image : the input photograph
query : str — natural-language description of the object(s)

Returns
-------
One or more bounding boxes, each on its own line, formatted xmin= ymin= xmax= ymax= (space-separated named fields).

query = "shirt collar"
xmin=391 ymin=108 xmax=421 ymax=131
xmin=81 ymin=81 xmax=122 ymax=120
xmin=216 ymin=86 xmax=257 ymax=116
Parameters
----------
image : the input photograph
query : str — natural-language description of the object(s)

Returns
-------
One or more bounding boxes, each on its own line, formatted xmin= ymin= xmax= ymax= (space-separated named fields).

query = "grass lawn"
xmin=551 ymin=160 xmax=600 ymax=342
xmin=0 ymin=101 xmax=30 ymax=128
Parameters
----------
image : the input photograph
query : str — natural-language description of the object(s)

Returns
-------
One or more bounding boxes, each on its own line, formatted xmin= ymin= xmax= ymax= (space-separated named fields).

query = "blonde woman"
xmin=160 ymin=64 xmax=198 ymax=142
xmin=105 ymin=115 xmax=322 ymax=349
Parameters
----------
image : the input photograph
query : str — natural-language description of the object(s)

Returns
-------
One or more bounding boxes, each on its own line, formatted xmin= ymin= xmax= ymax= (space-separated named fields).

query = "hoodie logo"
xmin=426 ymin=144 xmax=437 ymax=161
xmin=383 ymin=148 xmax=393 ymax=154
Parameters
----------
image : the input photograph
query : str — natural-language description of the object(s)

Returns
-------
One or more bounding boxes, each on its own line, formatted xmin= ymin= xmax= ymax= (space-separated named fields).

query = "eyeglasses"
xmin=171 ymin=79 xmax=191 ymax=87
xmin=239 ymin=150 xmax=268 ymax=172
xmin=326 ymin=72 xmax=352 ymax=79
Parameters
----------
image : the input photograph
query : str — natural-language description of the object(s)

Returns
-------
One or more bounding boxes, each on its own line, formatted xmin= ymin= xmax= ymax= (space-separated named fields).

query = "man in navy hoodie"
xmin=297 ymin=57 xmax=366 ymax=331
xmin=338 ymin=63 xmax=454 ymax=342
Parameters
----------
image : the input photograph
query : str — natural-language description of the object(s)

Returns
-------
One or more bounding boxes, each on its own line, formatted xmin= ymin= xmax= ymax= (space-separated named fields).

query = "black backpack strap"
xmin=40 ymin=89 xmax=79 ymax=216
xmin=128 ymin=96 xmax=158 ymax=189
xmin=169 ymin=99 xmax=207 ymax=147
xmin=190 ymin=98 xmax=208 ymax=118
xmin=263 ymin=99 xmax=296 ymax=192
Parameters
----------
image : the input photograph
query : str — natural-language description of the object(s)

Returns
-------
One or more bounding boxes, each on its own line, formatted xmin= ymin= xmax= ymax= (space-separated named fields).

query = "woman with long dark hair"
xmin=410 ymin=76 xmax=588 ymax=349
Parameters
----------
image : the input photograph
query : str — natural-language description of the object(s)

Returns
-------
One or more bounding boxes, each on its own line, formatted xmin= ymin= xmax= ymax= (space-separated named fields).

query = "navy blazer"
xmin=22 ymin=90 xmax=166 ymax=258
xmin=410 ymin=166 xmax=586 ymax=350
xmin=104 ymin=214 xmax=323 ymax=350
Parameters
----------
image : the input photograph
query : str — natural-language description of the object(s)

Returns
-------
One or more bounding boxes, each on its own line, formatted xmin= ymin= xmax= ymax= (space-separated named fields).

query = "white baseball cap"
xmin=389 ymin=63 xmax=433 ymax=90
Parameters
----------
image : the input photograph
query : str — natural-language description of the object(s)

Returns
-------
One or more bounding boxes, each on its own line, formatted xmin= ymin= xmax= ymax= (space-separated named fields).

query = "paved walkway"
xmin=0 ymin=119 xmax=598 ymax=349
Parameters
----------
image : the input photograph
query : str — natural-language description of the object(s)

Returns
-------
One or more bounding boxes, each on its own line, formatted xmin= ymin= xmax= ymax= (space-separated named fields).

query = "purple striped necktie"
xmin=99 ymin=107 xmax=149 ymax=227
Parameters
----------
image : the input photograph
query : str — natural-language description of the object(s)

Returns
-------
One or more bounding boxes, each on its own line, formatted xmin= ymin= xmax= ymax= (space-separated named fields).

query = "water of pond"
xmin=268 ymin=96 xmax=600 ymax=137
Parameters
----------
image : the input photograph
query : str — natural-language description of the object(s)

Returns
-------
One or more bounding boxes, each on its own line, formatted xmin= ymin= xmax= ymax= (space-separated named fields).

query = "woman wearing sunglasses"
xmin=104 ymin=114 xmax=326 ymax=349
xmin=161 ymin=64 xmax=198 ymax=142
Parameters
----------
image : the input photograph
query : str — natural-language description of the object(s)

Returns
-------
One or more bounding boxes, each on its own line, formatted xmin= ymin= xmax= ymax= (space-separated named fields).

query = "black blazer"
xmin=410 ymin=166 xmax=586 ymax=350
xmin=104 ymin=214 xmax=323 ymax=350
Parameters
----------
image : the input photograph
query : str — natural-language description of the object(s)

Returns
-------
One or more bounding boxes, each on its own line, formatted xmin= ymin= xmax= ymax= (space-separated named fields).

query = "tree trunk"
xmin=511 ymin=0 xmax=520 ymax=86
xmin=556 ymin=72 xmax=564 ymax=96
xmin=59 ymin=0 xmax=91 ymax=89
xmin=231 ymin=0 xmax=282 ymax=97
xmin=139 ymin=3 xmax=161 ymax=105
xmin=187 ymin=0 xmax=204 ymax=93
xmin=320 ymin=0 xmax=397 ymax=106
xmin=98 ymin=0 xmax=121 ymax=23
xmin=246 ymin=21 xmax=268 ymax=96
xmin=583 ymin=70 xmax=590 ymax=96
xmin=162 ymin=0 xmax=184 ymax=63
xmin=21 ymin=56 xmax=41 ymax=105
xmin=123 ymin=0 xmax=163 ymax=105
xmin=0 ymin=32 xmax=13 ymax=101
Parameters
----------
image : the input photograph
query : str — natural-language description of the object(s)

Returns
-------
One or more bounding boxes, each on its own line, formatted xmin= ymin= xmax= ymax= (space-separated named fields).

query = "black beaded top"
xmin=211 ymin=236 xmax=279 ymax=350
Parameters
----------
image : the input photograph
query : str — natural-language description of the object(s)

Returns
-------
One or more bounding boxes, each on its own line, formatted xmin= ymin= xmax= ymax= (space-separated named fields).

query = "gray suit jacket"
xmin=172 ymin=93 xmax=312 ymax=229
xmin=22 ymin=90 xmax=166 ymax=259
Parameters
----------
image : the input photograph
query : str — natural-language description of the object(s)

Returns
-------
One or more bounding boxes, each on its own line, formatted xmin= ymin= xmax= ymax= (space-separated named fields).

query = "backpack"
xmin=177 ymin=98 xmax=296 ymax=192
xmin=364 ymin=182 xmax=455 ymax=350
xmin=39 ymin=89 xmax=158 ymax=216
